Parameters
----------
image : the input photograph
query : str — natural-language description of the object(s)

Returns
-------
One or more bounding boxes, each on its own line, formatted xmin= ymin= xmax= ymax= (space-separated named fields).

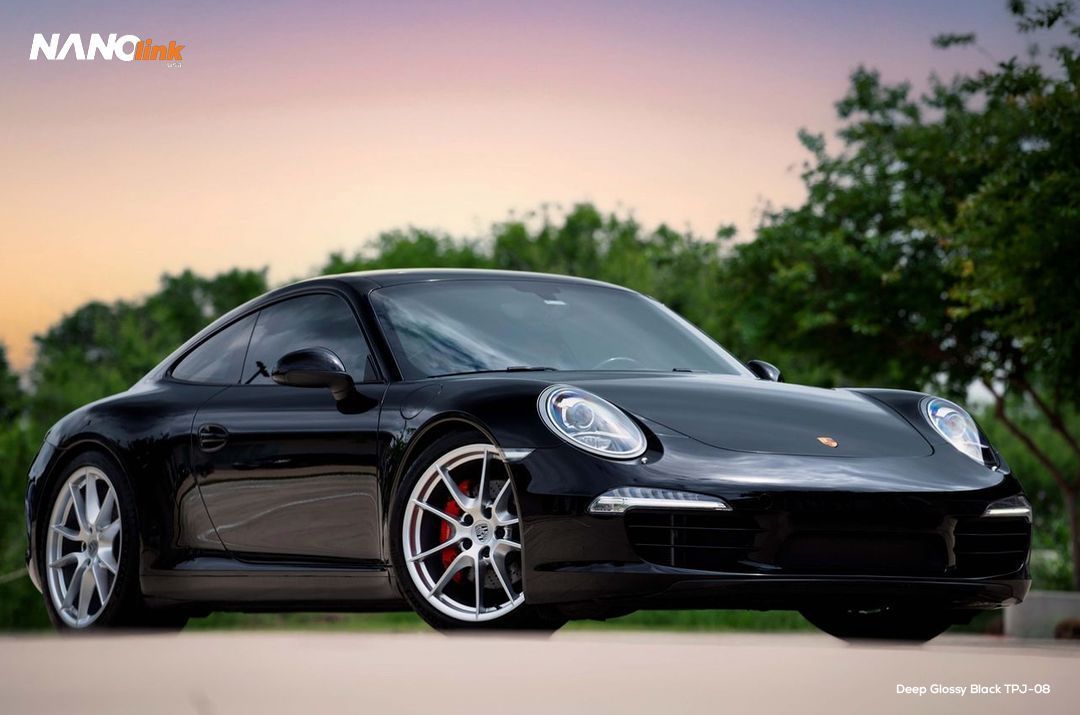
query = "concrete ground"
xmin=0 ymin=631 xmax=1076 ymax=714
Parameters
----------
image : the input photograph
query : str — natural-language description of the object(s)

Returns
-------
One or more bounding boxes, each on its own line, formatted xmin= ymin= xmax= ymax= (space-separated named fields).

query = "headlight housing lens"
xmin=924 ymin=397 xmax=986 ymax=464
xmin=983 ymin=494 xmax=1032 ymax=521
xmin=588 ymin=487 xmax=730 ymax=514
xmin=539 ymin=385 xmax=647 ymax=458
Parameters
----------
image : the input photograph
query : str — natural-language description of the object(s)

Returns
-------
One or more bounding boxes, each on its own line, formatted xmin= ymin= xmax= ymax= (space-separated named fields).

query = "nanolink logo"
xmin=29 ymin=34 xmax=185 ymax=62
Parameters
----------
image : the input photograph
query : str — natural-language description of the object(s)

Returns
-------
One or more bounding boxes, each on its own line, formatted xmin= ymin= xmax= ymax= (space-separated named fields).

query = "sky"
xmin=0 ymin=1 xmax=1045 ymax=371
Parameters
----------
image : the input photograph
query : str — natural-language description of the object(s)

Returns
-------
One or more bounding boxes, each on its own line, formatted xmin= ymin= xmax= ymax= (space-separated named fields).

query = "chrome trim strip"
xmin=501 ymin=448 xmax=534 ymax=463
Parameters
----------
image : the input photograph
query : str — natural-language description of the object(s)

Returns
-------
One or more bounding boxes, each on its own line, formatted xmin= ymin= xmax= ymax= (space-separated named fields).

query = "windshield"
xmin=370 ymin=279 xmax=752 ymax=380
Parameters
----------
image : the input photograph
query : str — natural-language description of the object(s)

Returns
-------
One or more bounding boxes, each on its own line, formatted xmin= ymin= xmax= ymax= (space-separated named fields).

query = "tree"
xmin=29 ymin=268 xmax=269 ymax=425
xmin=722 ymin=2 xmax=1080 ymax=585
xmin=323 ymin=204 xmax=736 ymax=344
xmin=0 ymin=345 xmax=21 ymax=424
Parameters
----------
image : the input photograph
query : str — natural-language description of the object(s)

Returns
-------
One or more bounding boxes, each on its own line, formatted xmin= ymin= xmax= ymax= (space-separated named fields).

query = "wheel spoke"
xmin=492 ymin=479 xmax=518 ymax=526
xmin=95 ymin=489 xmax=116 ymax=530
xmin=477 ymin=451 xmax=489 ymax=510
xmin=496 ymin=538 xmax=521 ymax=551
xmin=429 ymin=551 xmax=470 ymax=596
xmin=68 ymin=482 xmax=88 ymax=532
xmin=51 ymin=524 xmax=81 ymax=541
xmin=76 ymin=567 xmax=95 ymax=621
xmin=412 ymin=499 xmax=460 ymax=527
xmin=408 ymin=535 xmax=463 ymax=563
xmin=61 ymin=562 xmax=87 ymax=609
xmin=48 ymin=552 xmax=79 ymax=570
xmin=474 ymin=555 xmax=484 ymax=615
xmin=84 ymin=472 xmax=101 ymax=526
xmin=491 ymin=550 xmax=516 ymax=603
xmin=98 ymin=546 xmax=118 ymax=574
xmin=101 ymin=518 xmax=121 ymax=543
xmin=91 ymin=561 xmax=110 ymax=603
xmin=437 ymin=466 xmax=471 ymax=511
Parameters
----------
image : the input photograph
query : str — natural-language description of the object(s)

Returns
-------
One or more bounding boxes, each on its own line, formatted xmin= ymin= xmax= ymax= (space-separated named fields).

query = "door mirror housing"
xmin=272 ymin=348 xmax=356 ymax=401
xmin=747 ymin=359 xmax=782 ymax=382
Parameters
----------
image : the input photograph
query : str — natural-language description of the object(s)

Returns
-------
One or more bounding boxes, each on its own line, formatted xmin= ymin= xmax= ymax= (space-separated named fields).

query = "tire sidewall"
xmin=37 ymin=449 xmax=141 ymax=631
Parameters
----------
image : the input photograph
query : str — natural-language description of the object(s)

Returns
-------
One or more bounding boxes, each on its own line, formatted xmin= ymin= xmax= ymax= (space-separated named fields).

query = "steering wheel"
xmin=591 ymin=356 xmax=643 ymax=370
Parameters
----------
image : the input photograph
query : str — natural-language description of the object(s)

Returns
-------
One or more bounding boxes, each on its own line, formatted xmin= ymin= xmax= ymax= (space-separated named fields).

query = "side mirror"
xmin=747 ymin=359 xmax=782 ymax=382
xmin=272 ymin=348 xmax=356 ymax=401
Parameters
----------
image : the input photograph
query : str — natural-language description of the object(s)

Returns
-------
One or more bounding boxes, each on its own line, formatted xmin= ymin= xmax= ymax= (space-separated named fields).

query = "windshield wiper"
xmin=428 ymin=366 xmax=558 ymax=378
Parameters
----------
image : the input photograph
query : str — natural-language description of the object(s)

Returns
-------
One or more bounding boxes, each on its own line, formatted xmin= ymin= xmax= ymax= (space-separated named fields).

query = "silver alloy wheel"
xmin=403 ymin=444 xmax=525 ymax=622
xmin=45 ymin=466 xmax=122 ymax=628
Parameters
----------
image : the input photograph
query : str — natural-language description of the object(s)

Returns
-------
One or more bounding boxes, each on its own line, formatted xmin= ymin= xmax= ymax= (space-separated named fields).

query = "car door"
xmin=191 ymin=291 xmax=386 ymax=562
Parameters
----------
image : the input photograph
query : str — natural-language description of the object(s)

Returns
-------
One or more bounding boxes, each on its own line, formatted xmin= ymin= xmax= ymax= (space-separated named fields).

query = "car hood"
xmin=567 ymin=374 xmax=932 ymax=458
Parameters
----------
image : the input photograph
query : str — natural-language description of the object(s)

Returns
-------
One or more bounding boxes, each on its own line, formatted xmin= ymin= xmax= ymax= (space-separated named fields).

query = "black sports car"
xmin=25 ymin=269 xmax=1031 ymax=639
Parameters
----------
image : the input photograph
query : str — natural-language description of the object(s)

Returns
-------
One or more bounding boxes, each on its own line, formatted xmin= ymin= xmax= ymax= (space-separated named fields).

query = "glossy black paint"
xmin=746 ymin=359 xmax=782 ymax=382
xmin=25 ymin=269 xmax=1030 ymax=618
xmin=271 ymin=347 xmax=356 ymax=401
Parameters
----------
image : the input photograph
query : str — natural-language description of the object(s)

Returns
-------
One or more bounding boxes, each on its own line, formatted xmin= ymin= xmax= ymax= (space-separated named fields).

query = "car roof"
xmin=137 ymin=269 xmax=637 ymax=385
xmin=293 ymin=268 xmax=635 ymax=293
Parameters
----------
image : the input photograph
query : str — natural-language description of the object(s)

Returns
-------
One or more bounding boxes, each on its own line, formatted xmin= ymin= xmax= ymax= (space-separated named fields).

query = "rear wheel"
xmin=800 ymin=605 xmax=955 ymax=643
xmin=391 ymin=433 xmax=564 ymax=632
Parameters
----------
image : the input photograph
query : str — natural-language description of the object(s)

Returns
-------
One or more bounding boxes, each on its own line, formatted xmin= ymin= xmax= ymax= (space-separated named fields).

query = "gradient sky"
xmin=0 ymin=1 xmax=1041 ymax=370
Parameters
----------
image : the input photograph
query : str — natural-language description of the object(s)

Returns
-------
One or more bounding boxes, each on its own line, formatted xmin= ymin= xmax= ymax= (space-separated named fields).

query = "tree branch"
xmin=1016 ymin=375 xmax=1080 ymax=459
xmin=983 ymin=379 xmax=1076 ymax=494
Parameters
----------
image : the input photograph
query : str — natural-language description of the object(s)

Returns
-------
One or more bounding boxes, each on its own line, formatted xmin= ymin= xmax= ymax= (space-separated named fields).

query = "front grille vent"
xmin=952 ymin=517 xmax=1030 ymax=577
xmin=625 ymin=510 xmax=762 ymax=572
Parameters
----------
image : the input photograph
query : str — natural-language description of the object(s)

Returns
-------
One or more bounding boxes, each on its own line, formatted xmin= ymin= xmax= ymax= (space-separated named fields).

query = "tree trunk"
xmin=1067 ymin=489 xmax=1080 ymax=591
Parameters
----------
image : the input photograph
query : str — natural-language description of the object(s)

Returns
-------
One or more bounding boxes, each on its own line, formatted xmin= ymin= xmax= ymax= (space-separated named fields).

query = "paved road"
xmin=0 ymin=631 xmax=1076 ymax=714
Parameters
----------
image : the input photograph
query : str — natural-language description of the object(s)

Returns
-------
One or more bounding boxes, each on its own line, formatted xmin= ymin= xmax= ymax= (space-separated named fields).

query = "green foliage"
xmin=0 ymin=345 xmax=21 ymax=424
xmin=0 ymin=425 xmax=50 ymax=630
xmin=722 ymin=3 xmax=1079 ymax=400
xmin=185 ymin=609 xmax=814 ymax=633
xmin=29 ymin=269 xmax=269 ymax=426
xmin=322 ymin=205 xmax=736 ymax=348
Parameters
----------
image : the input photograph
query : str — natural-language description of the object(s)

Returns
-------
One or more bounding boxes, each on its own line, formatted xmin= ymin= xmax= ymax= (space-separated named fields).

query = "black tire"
xmin=800 ymin=605 xmax=954 ymax=643
xmin=129 ymin=609 xmax=190 ymax=631
xmin=37 ymin=449 xmax=185 ymax=632
xmin=390 ymin=431 xmax=565 ymax=633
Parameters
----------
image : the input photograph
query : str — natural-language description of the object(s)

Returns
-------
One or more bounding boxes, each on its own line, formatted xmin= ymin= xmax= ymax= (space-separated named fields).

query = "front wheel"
xmin=390 ymin=433 xmax=564 ymax=632
xmin=800 ymin=605 xmax=956 ymax=643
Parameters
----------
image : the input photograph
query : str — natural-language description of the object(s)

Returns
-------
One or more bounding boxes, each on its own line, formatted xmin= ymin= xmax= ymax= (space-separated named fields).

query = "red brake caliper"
xmin=440 ymin=479 xmax=472 ymax=582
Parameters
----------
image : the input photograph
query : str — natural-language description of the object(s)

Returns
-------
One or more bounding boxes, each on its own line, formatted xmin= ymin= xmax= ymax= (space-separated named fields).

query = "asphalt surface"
xmin=0 ymin=631 xmax=1076 ymax=714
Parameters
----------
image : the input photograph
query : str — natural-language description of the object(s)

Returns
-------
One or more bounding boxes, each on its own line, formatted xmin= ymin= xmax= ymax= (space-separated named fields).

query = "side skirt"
xmin=141 ymin=557 xmax=406 ymax=609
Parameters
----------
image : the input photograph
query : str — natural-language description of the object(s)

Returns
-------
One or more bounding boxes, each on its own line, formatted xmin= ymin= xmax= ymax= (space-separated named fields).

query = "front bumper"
xmin=524 ymin=563 xmax=1028 ymax=614
xmin=508 ymin=437 xmax=1031 ymax=612
xmin=23 ymin=438 xmax=58 ymax=594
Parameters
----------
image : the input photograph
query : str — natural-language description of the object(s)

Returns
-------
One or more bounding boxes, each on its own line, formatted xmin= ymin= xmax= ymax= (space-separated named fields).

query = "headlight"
xmin=539 ymin=385 xmax=647 ymax=458
xmin=923 ymin=397 xmax=986 ymax=464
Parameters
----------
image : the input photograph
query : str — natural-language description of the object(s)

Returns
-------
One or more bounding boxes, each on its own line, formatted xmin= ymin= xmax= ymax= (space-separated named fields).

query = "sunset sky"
xmin=0 ymin=1 xmax=1040 ymax=371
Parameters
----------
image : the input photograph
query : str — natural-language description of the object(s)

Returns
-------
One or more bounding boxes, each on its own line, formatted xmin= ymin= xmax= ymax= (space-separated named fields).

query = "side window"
xmin=242 ymin=294 xmax=373 ymax=385
xmin=171 ymin=314 xmax=257 ymax=384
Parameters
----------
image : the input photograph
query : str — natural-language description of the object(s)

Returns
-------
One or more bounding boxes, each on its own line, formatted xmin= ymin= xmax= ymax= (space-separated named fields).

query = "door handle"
xmin=197 ymin=423 xmax=229 ymax=452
